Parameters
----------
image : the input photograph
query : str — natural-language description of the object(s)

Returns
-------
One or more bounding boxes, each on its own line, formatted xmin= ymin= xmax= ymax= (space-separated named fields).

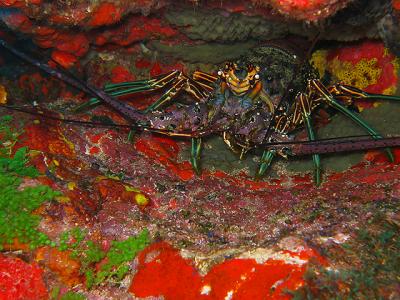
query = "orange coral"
xmin=18 ymin=123 xmax=76 ymax=158
xmin=89 ymin=3 xmax=123 ymax=27
xmin=393 ymin=0 xmax=400 ymax=10
xmin=326 ymin=41 xmax=399 ymax=94
xmin=130 ymin=242 xmax=202 ymax=299
xmin=35 ymin=247 xmax=82 ymax=286
xmin=111 ymin=66 xmax=136 ymax=83
xmin=130 ymin=242 xmax=327 ymax=300
xmin=51 ymin=50 xmax=78 ymax=69
xmin=93 ymin=16 xmax=177 ymax=47
xmin=0 ymin=254 xmax=48 ymax=300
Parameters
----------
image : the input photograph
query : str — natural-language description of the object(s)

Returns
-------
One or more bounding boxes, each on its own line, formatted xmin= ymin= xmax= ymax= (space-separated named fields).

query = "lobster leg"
xmin=330 ymin=84 xmax=400 ymax=103
xmin=190 ymin=137 xmax=202 ymax=174
xmin=143 ymin=78 xmax=187 ymax=113
xmin=192 ymin=71 xmax=218 ymax=93
xmin=299 ymin=93 xmax=322 ymax=186
xmin=255 ymin=150 xmax=276 ymax=179
xmin=105 ymin=71 xmax=215 ymax=96
xmin=143 ymin=76 xmax=213 ymax=113
xmin=74 ymin=71 xmax=180 ymax=112
xmin=363 ymin=93 xmax=400 ymax=101
xmin=104 ymin=71 xmax=179 ymax=92
xmin=75 ymin=72 xmax=212 ymax=113
xmin=311 ymin=80 xmax=395 ymax=162
xmin=105 ymin=72 xmax=212 ymax=107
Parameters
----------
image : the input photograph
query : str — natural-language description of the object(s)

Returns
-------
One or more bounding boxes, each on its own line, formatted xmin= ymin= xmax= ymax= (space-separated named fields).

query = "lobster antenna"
xmin=1 ymin=105 xmax=136 ymax=129
xmin=46 ymin=52 xmax=91 ymax=95
xmin=0 ymin=37 xmax=149 ymax=125
xmin=0 ymin=22 xmax=90 ymax=95
xmin=0 ymin=38 xmax=95 ymax=97
xmin=3 ymin=104 xmax=400 ymax=157
xmin=0 ymin=104 xmax=397 ymax=147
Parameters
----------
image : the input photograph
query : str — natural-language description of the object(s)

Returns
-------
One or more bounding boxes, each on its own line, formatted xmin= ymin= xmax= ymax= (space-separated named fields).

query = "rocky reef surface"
xmin=0 ymin=1 xmax=400 ymax=299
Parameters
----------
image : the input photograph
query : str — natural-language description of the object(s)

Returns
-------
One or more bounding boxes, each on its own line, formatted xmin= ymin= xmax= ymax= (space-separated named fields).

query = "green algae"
xmin=93 ymin=229 xmax=150 ymax=286
xmin=59 ymin=227 xmax=86 ymax=252
xmin=56 ymin=227 xmax=150 ymax=289
xmin=0 ymin=115 xmax=60 ymax=249
xmin=51 ymin=287 xmax=86 ymax=300
xmin=0 ymin=116 xmax=151 ymax=288
xmin=60 ymin=292 xmax=86 ymax=300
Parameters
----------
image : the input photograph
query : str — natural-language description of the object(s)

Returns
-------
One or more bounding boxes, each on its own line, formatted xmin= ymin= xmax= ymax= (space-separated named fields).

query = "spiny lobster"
xmin=1 ymin=39 xmax=400 ymax=186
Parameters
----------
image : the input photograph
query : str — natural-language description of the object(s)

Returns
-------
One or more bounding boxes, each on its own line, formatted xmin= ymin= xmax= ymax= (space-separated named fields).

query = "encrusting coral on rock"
xmin=1 ymin=0 xmax=400 ymax=299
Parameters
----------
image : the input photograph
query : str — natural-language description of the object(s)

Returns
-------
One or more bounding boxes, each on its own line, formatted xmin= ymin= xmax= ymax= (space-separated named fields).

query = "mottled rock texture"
xmin=1 ymin=0 xmax=400 ymax=299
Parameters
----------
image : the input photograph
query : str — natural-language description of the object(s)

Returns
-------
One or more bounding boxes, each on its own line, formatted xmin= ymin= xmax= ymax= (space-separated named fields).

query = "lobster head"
xmin=218 ymin=62 xmax=261 ymax=97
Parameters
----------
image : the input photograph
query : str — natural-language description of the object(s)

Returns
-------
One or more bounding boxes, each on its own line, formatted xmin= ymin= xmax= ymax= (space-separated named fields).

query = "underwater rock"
xmin=254 ymin=0 xmax=351 ymax=21
xmin=1 ymin=0 xmax=399 ymax=69
xmin=93 ymin=15 xmax=178 ymax=47
xmin=0 ymin=0 xmax=355 ymax=25
xmin=166 ymin=0 xmax=394 ymax=43
xmin=378 ymin=10 xmax=400 ymax=56
xmin=0 ymin=0 xmax=167 ymax=27
xmin=1 ymin=0 xmax=400 ymax=299
xmin=165 ymin=8 xmax=298 ymax=42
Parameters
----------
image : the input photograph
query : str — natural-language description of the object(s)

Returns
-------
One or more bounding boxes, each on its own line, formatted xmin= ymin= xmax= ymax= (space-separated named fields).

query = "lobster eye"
xmin=254 ymin=74 xmax=260 ymax=80
xmin=218 ymin=70 xmax=223 ymax=76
